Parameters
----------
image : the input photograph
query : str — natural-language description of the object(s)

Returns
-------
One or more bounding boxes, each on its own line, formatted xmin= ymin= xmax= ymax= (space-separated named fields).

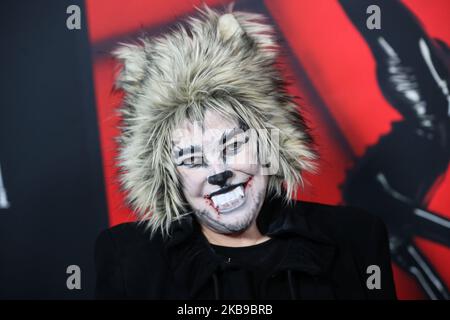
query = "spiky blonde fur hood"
xmin=113 ymin=4 xmax=318 ymax=236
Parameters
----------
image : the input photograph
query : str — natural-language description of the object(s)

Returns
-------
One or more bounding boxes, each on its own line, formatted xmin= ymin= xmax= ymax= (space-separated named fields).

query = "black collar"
xmin=163 ymin=195 xmax=337 ymax=298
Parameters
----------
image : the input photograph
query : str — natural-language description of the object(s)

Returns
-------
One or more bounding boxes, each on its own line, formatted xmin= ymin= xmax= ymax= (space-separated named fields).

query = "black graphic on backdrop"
xmin=339 ymin=0 xmax=450 ymax=300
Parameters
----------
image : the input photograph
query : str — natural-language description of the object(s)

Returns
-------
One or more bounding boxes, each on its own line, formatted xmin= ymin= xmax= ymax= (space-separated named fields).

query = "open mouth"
xmin=205 ymin=178 xmax=252 ymax=213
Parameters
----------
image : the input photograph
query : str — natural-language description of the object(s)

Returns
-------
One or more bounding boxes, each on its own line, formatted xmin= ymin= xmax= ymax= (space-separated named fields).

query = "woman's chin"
xmin=209 ymin=201 xmax=255 ymax=227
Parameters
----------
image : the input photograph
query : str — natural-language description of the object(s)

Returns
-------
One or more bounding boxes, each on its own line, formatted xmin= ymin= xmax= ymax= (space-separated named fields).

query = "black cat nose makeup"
xmin=207 ymin=170 xmax=233 ymax=187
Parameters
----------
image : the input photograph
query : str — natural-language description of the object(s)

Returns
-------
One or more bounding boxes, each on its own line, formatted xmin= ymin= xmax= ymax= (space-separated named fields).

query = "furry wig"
xmin=113 ymin=4 xmax=318 ymax=236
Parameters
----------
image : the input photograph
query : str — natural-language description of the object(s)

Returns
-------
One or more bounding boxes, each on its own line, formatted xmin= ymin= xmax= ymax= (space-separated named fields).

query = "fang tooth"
xmin=210 ymin=185 xmax=246 ymax=211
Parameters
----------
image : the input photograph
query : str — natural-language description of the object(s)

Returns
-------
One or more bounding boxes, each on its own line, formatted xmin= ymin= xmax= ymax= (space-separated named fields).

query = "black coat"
xmin=94 ymin=196 xmax=397 ymax=299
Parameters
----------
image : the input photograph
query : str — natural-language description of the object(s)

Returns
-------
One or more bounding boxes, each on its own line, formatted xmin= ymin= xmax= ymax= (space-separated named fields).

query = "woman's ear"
xmin=112 ymin=42 xmax=148 ymax=95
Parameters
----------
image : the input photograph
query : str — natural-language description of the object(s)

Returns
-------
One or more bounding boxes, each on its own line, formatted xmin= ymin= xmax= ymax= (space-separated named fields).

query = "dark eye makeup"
xmin=176 ymin=131 xmax=250 ymax=168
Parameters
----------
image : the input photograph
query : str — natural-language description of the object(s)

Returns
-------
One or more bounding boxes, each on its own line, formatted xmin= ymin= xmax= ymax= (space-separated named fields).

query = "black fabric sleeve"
xmin=94 ymin=229 xmax=126 ymax=299
xmin=365 ymin=216 xmax=397 ymax=300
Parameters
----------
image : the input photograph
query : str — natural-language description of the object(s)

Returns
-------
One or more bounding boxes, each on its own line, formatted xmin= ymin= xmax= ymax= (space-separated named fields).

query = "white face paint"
xmin=172 ymin=110 xmax=268 ymax=234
